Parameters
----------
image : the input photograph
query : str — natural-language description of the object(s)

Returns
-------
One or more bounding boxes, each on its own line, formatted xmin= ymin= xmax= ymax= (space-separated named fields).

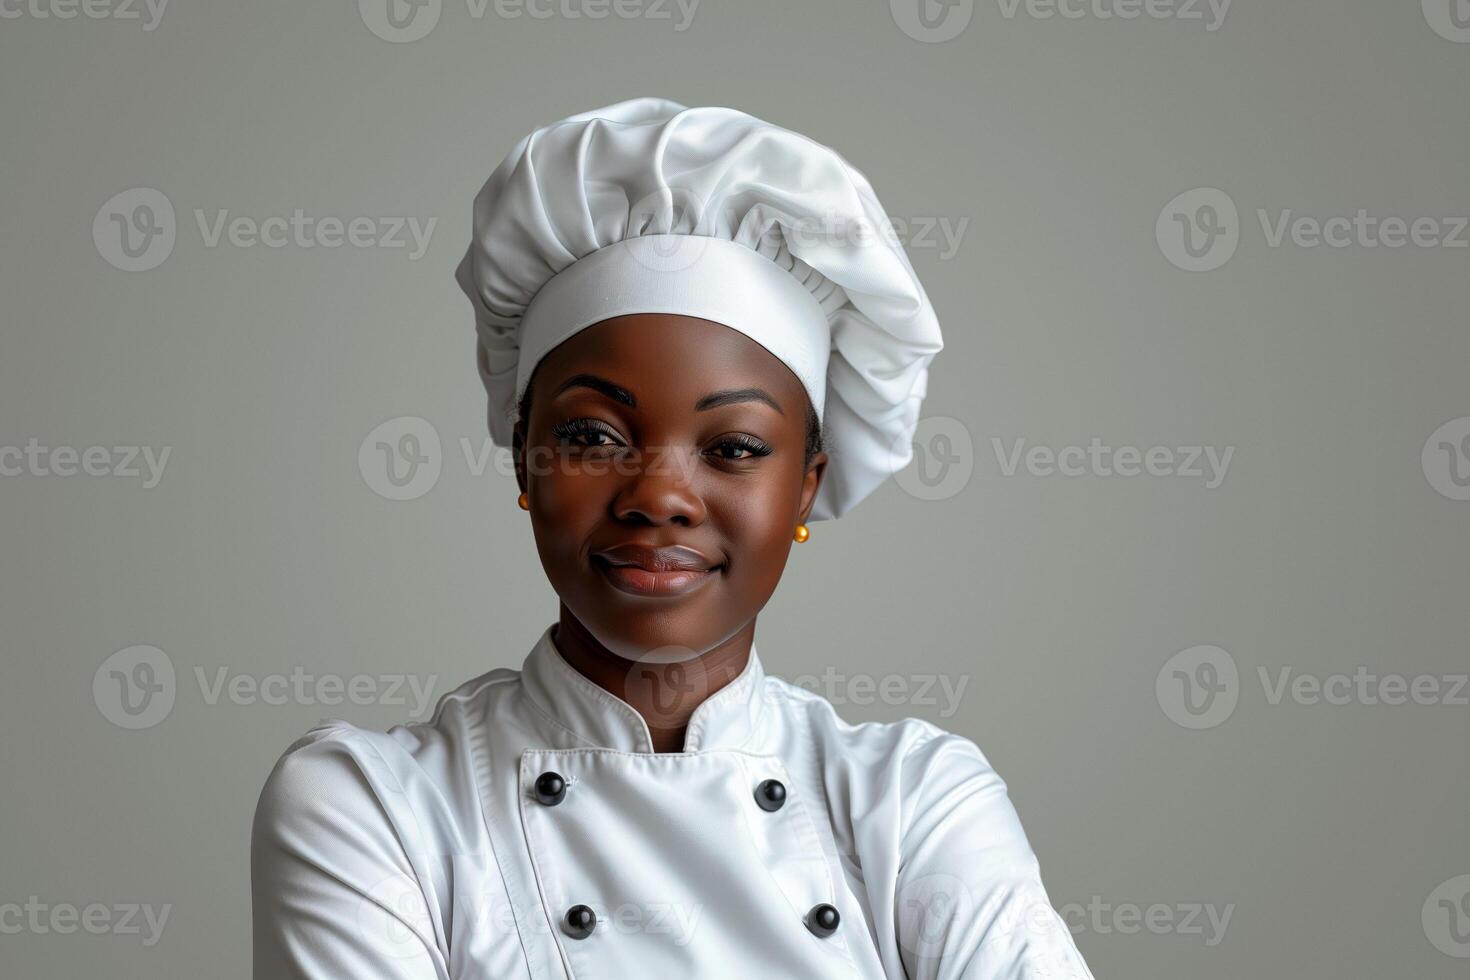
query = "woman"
xmin=252 ymin=97 xmax=1094 ymax=979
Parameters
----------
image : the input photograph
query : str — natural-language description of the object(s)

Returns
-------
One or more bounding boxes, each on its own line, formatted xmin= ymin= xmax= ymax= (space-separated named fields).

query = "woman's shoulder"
xmin=765 ymin=671 xmax=1002 ymax=777
xmin=251 ymin=665 xmax=524 ymax=851
xmin=764 ymin=673 xmax=1035 ymax=854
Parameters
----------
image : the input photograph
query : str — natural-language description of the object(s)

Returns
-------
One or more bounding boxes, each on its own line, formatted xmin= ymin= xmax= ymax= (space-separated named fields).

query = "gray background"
xmin=2 ymin=0 xmax=1468 ymax=976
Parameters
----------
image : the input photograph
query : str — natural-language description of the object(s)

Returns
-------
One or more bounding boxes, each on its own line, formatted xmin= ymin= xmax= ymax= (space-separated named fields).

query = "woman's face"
xmin=513 ymin=314 xmax=827 ymax=661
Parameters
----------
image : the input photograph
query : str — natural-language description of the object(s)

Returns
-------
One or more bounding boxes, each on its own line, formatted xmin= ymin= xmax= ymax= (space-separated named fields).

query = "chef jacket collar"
xmin=520 ymin=623 xmax=769 ymax=754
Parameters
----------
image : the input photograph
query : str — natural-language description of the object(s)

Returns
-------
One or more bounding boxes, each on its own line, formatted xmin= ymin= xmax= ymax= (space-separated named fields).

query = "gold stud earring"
xmin=793 ymin=524 xmax=810 ymax=543
xmin=517 ymin=492 xmax=530 ymax=511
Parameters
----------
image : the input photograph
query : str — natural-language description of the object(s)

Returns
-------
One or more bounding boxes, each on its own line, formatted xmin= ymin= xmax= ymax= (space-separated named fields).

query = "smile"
xmin=590 ymin=543 xmax=722 ymax=599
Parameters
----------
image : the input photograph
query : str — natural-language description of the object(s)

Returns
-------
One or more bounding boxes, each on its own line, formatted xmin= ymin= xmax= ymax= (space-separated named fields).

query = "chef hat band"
xmin=515 ymin=235 xmax=831 ymax=423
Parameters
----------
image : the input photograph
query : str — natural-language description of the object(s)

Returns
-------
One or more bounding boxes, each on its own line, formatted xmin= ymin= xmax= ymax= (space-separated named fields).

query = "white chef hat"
xmin=455 ymin=97 xmax=943 ymax=521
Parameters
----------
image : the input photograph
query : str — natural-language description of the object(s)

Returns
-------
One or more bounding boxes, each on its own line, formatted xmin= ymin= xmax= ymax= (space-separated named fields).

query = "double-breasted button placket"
xmin=527 ymin=756 xmax=848 ymax=965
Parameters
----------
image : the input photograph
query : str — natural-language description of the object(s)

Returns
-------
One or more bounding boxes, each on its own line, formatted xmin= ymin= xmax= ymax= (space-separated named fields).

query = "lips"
xmin=591 ymin=543 xmax=722 ymax=598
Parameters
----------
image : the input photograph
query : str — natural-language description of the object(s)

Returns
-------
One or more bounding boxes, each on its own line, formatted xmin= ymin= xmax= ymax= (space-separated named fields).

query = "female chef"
xmin=251 ymin=97 xmax=1095 ymax=980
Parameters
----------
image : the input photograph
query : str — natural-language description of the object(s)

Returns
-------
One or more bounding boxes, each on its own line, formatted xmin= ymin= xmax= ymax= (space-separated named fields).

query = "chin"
xmin=574 ymin=603 xmax=725 ymax=663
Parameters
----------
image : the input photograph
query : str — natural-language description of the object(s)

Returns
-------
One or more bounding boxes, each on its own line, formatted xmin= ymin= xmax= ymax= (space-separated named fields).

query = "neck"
xmin=552 ymin=604 xmax=754 ymax=753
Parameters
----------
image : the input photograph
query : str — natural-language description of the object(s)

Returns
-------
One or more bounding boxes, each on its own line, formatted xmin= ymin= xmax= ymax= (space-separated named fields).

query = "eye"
xmin=706 ymin=434 xmax=773 ymax=461
xmin=551 ymin=418 xmax=624 ymax=450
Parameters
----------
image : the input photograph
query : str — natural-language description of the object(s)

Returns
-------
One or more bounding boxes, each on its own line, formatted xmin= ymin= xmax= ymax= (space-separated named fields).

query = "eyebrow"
xmin=695 ymin=387 xmax=784 ymax=415
xmin=553 ymin=374 xmax=784 ymax=415
xmin=552 ymin=374 xmax=637 ymax=407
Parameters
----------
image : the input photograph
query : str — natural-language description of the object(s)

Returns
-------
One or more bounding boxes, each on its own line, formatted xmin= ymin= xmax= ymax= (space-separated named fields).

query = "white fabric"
xmin=515 ymin=235 xmax=833 ymax=422
xmin=454 ymin=97 xmax=944 ymax=521
xmin=252 ymin=626 xmax=1095 ymax=979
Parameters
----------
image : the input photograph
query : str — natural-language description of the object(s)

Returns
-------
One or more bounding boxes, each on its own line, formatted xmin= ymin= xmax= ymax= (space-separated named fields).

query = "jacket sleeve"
xmin=894 ymin=729 xmax=1094 ymax=980
xmin=251 ymin=724 xmax=449 ymax=980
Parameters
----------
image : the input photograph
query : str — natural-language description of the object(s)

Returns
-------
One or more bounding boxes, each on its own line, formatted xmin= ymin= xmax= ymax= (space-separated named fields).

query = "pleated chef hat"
xmin=454 ymin=97 xmax=943 ymax=521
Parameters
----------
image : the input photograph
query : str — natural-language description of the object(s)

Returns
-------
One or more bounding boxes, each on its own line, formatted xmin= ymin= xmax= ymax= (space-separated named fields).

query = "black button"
xmin=755 ymin=778 xmax=787 ymax=812
xmin=564 ymin=904 xmax=596 ymax=939
xmin=805 ymin=902 xmax=840 ymax=937
xmin=534 ymin=771 xmax=566 ymax=806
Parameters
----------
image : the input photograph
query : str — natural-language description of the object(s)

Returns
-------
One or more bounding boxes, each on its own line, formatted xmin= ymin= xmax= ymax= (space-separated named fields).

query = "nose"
xmin=610 ymin=445 xmax=707 ymax=527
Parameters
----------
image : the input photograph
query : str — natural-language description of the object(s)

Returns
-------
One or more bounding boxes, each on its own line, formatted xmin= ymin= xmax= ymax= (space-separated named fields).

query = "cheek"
xmin=715 ymin=464 xmax=806 ymax=587
xmin=527 ymin=463 xmax=609 ymax=558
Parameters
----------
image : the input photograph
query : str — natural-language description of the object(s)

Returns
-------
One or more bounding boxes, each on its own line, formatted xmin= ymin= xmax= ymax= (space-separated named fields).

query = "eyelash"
xmin=551 ymin=418 xmax=620 ymax=448
xmin=549 ymin=419 xmax=773 ymax=460
xmin=709 ymin=434 xmax=773 ymax=460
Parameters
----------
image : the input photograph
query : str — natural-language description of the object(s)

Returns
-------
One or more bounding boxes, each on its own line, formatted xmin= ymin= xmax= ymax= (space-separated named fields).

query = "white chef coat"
xmin=251 ymin=624 xmax=1094 ymax=979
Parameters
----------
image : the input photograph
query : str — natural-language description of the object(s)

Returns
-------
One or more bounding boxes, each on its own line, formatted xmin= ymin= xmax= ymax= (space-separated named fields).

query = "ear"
xmin=796 ymin=451 xmax=829 ymax=525
xmin=513 ymin=419 xmax=529 ymax=496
